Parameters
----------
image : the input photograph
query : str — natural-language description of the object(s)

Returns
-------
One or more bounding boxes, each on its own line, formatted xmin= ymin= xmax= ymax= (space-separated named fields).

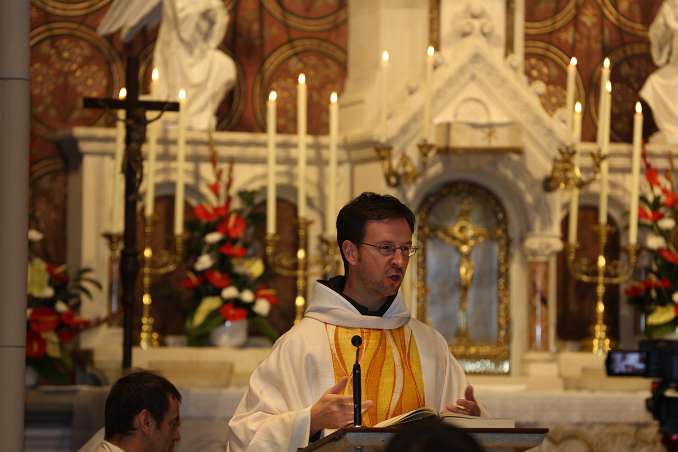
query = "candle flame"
xmin=151 ymin=67 xmax=159 ymax=81
xmin=606 ymin=81 xmax=612 ymax=93
xmin=381 ymin=50 xmax=390 ymax=62
xmin=575 ymin=101 xmax=582 ymax=113
xmin=427 ymin=45 xmax=435 ymax=57
xmin=269 ymin=90 xmax=277 ymax=102
xmin=330 ymin=92 xmax=338 ymax=104
xmin=178 ymin=89 xmax=187 ymax=100
xmin=636 ymin=101 xmax=642 ymax=114
xmin=603 ymin=57 xmax=610 ymax=68
xmin=570 ymin=56 xmax=577 ymax=66
xmin=118 ymin=87 xmax=127 ymax=99
xmin=298 ymin=73 xmax=306 ymax=85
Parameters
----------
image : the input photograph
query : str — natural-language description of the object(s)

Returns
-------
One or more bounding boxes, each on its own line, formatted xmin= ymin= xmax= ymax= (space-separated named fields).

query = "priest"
xmin=227 ymin=192 xmax=481 ymax=451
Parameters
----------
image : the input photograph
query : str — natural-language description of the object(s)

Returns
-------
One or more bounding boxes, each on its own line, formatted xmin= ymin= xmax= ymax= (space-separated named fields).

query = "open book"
xmin=373 ymin=408 xmax=515 ymax=429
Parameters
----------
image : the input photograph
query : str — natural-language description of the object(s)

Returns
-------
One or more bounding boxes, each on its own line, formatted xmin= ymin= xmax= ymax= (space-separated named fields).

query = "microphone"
xmin=351 ymin=335 xmax=362 ymax=427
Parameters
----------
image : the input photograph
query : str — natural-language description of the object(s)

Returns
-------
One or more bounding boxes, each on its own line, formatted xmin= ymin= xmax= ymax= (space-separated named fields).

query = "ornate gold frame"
xmin=416 ymin=181 xmax=511 ymax=374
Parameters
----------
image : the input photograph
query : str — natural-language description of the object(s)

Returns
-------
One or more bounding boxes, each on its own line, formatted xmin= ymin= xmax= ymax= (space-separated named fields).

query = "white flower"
xmin=194 ymin=254 xmax=214 ymax=271
xmin=646 ymin=233 xmax=667 ymax=250
xmin=240 ymin=289 xmax=255 ymax=304
xmin=221 ymin=286 xmax=239 ymax=300
xmin=27 ymin=229 xmax=44 ymax=242
xmin=658 ymin=217 xmax=676 ymax=231
xmin=55 ymin=301 xmax=69 ymax=313
xmin=205 ymin=232 xmax=224 ymax=244
xmin=673 ymin=291 xmax=678 ymax=304
xmin=253 ymin=298 xmax=271 ymax=317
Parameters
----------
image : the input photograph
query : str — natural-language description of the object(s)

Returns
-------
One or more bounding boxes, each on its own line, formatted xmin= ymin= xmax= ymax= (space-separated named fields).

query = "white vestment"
xmin=93 ymin=440 xmax=125 ymax=452
xmin=227 ymin=281 xmax=472 ymax=452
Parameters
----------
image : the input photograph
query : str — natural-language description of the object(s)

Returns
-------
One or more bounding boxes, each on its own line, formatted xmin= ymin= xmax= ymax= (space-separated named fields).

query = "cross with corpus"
xmin=83 ymin=55 xmax=179 ymax=369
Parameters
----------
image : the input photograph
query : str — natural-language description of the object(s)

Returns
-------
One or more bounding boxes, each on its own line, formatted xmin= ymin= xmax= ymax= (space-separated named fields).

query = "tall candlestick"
xmin=327 ymin=92 xmax=339 ymax=236
xmin=174 ymin=88 xmax=187 ymax=236
xmin=145 ymin=68 xmax=160 ymax=218
xmin=111 ymin=87 xmax=127 ymax=233
xmin=297 ymin=74 xmax=307 ymax=219
xmin=568 ymin=102 xmax=583 ymax=245
xmin=267 ymin=90 xmax=277 ymax=235
xmin=598 ymin=81 xmax=612 ymax=225
xmin=379 ymin=50 xmax=390 ymax=143
xmin=565 ymin=57 xmax=577 ymax=135
xmin=423 ymin=46 xmax=435 ymax=142
xmin=629 ymin=102 xmax=643 ymax=245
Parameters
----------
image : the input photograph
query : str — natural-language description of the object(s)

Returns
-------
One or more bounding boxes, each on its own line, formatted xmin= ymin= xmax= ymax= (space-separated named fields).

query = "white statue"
xmin=641 ymin=0 xmax=678 ymax=143
xmin=98 ymin=0 xmax=236 ymax=131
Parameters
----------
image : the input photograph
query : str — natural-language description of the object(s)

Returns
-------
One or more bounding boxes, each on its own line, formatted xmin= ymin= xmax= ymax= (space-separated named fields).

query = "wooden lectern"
xmin=300 ymin=426 xmax=548 ymax=452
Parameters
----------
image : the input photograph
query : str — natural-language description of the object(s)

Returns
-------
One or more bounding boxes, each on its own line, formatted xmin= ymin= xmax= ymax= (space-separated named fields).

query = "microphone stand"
xmin=351 ymin=335 xmax=362 ymax=427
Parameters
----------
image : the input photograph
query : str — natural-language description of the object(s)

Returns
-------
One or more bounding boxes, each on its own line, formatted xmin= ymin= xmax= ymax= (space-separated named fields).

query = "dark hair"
xmin=385 ymin=419 xmax=485 ymax=452
xmin=336 ymin=192 xmax=415 ymax=275
xmin=104 ymin=371 xmax=182 ymax=440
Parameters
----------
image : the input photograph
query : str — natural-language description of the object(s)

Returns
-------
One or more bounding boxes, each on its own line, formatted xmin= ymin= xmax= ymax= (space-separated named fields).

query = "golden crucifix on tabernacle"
xmin=435 ymin=198 xmax=494 ymax=342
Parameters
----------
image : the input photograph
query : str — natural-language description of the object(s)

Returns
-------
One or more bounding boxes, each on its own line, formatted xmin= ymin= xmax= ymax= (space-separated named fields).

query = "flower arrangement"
xmin=625 ymin=151 xmax=678 ymax=337
xmin=181 ymin=155 xmax=278 ymax=346
xmin=26 ymin=229 xmax=101 ymax=384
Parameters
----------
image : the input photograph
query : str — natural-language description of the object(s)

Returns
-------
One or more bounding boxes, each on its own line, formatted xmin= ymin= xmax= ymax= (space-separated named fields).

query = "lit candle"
xmin=596 ymin=58 xmax=610 ymax=146
xmin=327 ymin=91 xmax=339 ymax=236
xmin=629 ymin=102 xmax=643 ymax=245
xmin=111 ymin=87 xmax=126 ymax=234
xmin=266 ymin=90 xmax=277 ymax=235
xmin=380 ymin=50 xmax=390 ymax=143
xmin=297 ymin=74 xmax=307 ymax=219
xmin=144 ymin=68 xmax=160 ymax=219
xmin=598 ymin=81 xmax=612 ymax=225
xmin=568 ymin=102 xmax=583 ymax=245
xmin=423 ymin=46 xmax=435 ymax=142
xmin=565 ymin=57 xmax=577 ymax=135
xmin=174 ymin=88 xmax=187 ymax=236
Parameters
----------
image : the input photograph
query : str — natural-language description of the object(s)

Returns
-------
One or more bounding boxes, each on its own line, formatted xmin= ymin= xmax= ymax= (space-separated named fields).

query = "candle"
xmin=568 ymin=102 xmax=583 ymax=245
xmin=380 ymin=50 xmax=390 ymax=143
xmin=596 ymin=58 xmax=610 ymax=146
xmin=598 ymin=81 xmax=612 ymax=225
xmin=629 ymin=102 xmax=643 ymax=245
xmin=565 ymin=57 xmax=577 ymax=135
xmin=327 ymin=92 xmax=339 ymax=236
xmin=174 ymin=88 xmax=187 ymax=236
xmin=266 ymin=90 xmax=277 ymax=235
xmin=144 ymin=68 xmax=160 ymax=218
xmin=297 ymin=74 xmax=307 ymax=219
xmin=423 ymin=46 xmax=435 ymax=142
xmin=111 ymin=87 xmax=126 ymax=234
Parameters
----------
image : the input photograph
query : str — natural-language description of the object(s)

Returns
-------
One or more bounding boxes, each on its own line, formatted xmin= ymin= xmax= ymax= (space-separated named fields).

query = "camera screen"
xmin=606 ymin=351 xmax=647 ymax=376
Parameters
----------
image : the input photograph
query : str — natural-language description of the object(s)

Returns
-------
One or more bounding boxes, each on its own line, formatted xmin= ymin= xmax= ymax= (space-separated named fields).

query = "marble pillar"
xmin=0 ymin=1 xmax=30 ymax=450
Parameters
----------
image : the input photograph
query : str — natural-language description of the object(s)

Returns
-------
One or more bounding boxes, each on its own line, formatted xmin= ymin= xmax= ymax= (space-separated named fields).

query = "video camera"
xmin=606 ymin=339 xmax=678 ymax=440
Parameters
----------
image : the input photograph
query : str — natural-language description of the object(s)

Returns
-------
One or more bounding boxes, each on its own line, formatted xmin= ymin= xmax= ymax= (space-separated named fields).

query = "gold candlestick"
xmin=374 ymin=140 xmax=438 ymax=188
xmin=102 ymin=232 xmax=123 ymax=322
xmin=140 ymin=218 xmax=159 ymax=349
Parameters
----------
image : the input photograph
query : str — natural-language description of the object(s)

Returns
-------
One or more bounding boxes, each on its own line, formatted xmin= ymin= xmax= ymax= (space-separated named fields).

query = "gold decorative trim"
xmin=416 ymin=181 xmax=511 ymax=374
xmin=30 ymin=157 xmax=65 ymax=183
xmin=525 ymin=0 xmax=577 ymax=35
xmin=261 ymin=0 xmax=347 ymax=32
xmin=525 ymin=41 xmax=586 ymax=110
xmin=32 ymin=0 xmax=111 ymax=17
xmin=597 ymin=0 xmax=648 ymax=38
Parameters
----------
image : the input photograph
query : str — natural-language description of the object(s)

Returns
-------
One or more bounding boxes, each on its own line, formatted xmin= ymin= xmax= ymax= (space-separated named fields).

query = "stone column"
xmin=0 ymin=1 xmax=30 ymax=450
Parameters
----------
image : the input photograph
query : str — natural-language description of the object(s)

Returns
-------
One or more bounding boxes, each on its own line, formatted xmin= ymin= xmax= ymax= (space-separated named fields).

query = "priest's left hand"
xmin=446 ymin=385 xmax=480 ymax=416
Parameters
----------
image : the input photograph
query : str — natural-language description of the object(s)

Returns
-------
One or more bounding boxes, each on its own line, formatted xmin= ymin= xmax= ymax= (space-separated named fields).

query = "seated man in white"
xmin=228 ymin=193 xmax=481 ymax=451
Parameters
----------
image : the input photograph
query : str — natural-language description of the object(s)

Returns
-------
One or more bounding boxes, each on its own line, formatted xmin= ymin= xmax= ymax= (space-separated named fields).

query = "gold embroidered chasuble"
xmin=325 ymin=324 xmax=426 ymax=426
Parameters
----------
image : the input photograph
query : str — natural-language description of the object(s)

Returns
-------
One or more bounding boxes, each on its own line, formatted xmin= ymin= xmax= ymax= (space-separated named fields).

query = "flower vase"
xmin=209 ymin=319 xmax=248 ymax=347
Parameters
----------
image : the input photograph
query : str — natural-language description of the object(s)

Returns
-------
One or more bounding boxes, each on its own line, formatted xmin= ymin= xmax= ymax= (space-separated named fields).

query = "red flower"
xmin=662 ymin=190 xmax=678 ymax=208
xmin=181 ymin=272 xmax=204 ymax=289
xmin=58 ymin=329 xmax=75 ymax=344
xmin=255 ymin=287 xmax=278 ymax=305
xmin=61 ymin=310 xmax=90 ymax=328
xmin=46 ymin=264 xmax=69 ymax=284
xmin=218 ymin=213 xmax=246 ymax=239
xmin=639 ymin=207 xmax=664 ymax=222
xmin=218 ymin=243 xmax=247 ymax=257
xmin=646 ymin=168 xmax=662 ymax=187
xmin=660 ymin=277 xmax=672 ymax=288
xmin=219 ymin=304 xmax=248 ymax=321
xmin=29 ymin=307 xmax=60 ymax=333
xmin=26 ymin=330 xmax=46 ymax=359
xmin=206 ymin=270 xmax=231 ymax=288
xmin=643 ymin=277 xmax=672 ymax=289
xmin=209 ymin=182 xmax=221 ymax=198
xmin=194 ymin=205 xmax=229 ymax=222
xmin=660 ymin=249 xmax=678 ymax=265
xmin=624 ymin=283 xmax=645 ymax=298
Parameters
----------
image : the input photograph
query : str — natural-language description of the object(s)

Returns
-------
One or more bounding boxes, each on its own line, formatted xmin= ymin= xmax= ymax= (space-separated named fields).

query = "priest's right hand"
xmin=309 ymin=376 xmax=374 ymax=435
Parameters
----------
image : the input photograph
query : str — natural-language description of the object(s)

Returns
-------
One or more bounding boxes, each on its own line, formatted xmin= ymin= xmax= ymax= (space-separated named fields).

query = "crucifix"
xmin=83 ymin=53 xmax=179 ymax=369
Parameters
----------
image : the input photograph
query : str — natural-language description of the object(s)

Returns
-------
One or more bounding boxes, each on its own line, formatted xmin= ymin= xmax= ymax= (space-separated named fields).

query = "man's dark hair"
xmin=104 ymin=371 xmax=182 ymax=440
xmin=385 ymin=418 xmax=485 ymax=452
xmin=336 ymin=192 xmax=415 ymax=275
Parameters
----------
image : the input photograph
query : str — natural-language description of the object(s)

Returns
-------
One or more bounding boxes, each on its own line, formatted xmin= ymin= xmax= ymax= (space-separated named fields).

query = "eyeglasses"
xmin=360 ymin=242 xmax=418 ymax=257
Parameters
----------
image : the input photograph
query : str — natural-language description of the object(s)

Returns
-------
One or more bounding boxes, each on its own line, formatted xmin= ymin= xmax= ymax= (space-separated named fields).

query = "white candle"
xmin=598 ymin=81 xmax=612 ymax=225
xmin=297 ymin=74 xmax=307 ymax=219
xmin=327 ymin=92 xmax=339 ymax=236
xmin=423 ymin=46 xmax=435 ymax=142
xmin=111 ymin=87 xmax=126 ymax=234
xmin=596 ymin=58 xmax=610 ymax=147
xmin=565 ymin=57 xmax=577 ymax=135
xmin=379 ymin=50 xmax=390 ymax=143
xmin=629 ymin=102 xmax=643 ymax=245
xmin=144 ymin=68 xmax=160 ymax=218
xmin=568 ymin=102 xmax=583 ymax=245
xmin=266 ymin=90 xmax=277 ymax=235
xmin=174 ymin=89 xmax=187 ymax=236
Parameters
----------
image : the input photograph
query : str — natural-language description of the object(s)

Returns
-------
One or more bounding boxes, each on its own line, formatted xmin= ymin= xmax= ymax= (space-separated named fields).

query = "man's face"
xmin=148 ymin=396 xmax=181 ymax=452
xmin=350 ymin=218 xmax=413 ymax=301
